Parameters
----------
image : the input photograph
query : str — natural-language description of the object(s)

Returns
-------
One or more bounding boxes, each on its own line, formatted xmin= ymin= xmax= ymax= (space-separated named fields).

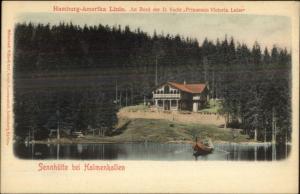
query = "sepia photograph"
xmin=13 ymin=13 xmax=292 ymax=161
xmin=1 ymin=1 xmax=299 ymax=193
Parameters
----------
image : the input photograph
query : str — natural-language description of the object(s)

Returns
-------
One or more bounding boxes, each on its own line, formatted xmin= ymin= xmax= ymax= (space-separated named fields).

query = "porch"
xmin=154 ymin=99 xmax=180 ymax=111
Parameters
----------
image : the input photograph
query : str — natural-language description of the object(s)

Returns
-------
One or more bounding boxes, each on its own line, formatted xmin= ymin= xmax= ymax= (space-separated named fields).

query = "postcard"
xmin=1 ymin=1 xmax=299 ymax=193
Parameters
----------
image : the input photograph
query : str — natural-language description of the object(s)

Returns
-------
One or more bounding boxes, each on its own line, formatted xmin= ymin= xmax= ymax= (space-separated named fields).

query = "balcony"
xmin=153 ymin=93 xmax=181 ymax=99
xmin=193 ymin=95 xmax=200 ymax=100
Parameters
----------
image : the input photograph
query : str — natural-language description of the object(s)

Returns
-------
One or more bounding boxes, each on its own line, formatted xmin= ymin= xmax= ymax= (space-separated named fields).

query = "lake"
xmin=14 ymin=142 xmax=290 ymax=161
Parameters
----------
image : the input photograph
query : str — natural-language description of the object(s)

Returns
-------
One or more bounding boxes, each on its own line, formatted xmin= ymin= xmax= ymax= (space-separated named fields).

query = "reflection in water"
xmin=77 ymin=144 xmax=83 ymax=154
xmin=272 ymin=143 xmax=276 ymax=161
xmin=57 ymin=144 xmax=60 ymax=160
xmin=14 ymin=142 xmax=291 ymax=161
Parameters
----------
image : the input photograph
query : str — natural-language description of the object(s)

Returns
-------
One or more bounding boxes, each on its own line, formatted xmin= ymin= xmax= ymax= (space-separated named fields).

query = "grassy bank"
xmin=110 ymin=118 xmax=250 ymax=143
xmin=35 ymin=118 xmax=251 ymax=144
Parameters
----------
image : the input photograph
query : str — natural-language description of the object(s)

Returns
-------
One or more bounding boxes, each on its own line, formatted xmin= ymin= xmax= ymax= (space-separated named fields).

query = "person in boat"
xmin=193 ymin=136 xmax=204 ymax=151
xmin=193 ymin=136 xmax=214 ymax=154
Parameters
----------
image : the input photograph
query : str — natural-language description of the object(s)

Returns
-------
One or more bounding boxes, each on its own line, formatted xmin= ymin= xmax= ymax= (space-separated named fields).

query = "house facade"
xmin=152 ymin=81 xmax=209 ymax=112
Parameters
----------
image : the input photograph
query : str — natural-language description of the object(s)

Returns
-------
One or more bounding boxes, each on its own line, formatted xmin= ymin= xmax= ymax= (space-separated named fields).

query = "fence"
xmin=118 ymin=109 xmax=225 ymax=126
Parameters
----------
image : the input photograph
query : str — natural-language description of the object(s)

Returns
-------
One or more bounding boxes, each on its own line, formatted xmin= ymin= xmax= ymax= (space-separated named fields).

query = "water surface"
xmin=14 ymin=142 xmax=290 ymax=161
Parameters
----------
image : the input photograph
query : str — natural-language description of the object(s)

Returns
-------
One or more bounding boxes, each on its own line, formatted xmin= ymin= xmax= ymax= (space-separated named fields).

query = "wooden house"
xmin=152 ymin=81 xmax=209 ymax=112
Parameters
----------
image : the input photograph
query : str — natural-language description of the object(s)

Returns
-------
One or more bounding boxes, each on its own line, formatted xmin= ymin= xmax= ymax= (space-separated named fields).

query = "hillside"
xmin=35 ymin=117 xmax=251 ymax=144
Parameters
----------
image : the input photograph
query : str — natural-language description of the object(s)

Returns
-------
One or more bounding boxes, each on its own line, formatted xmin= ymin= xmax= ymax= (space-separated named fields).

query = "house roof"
xmin=168 ymin=82 xmax=207 ymax=94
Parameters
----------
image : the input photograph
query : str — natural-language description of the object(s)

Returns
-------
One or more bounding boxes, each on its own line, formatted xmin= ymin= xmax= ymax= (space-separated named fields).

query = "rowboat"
xmin=193 ymin=137 xmax=214 ymax=155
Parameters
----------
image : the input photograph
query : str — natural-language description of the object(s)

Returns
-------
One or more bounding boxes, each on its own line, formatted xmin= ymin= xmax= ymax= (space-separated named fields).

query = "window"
xmin=164 ymin=85 xmax=170 ymax=93
xmin=158 ymin=100 xmax=163 ymax=106
xmin=171 ymin=100 xmax=177 ymax=107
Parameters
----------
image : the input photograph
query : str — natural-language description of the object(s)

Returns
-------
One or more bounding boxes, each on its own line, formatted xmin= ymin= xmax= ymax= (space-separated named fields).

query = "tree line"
xmin=14 ymin=22 xmax=291 ymax=142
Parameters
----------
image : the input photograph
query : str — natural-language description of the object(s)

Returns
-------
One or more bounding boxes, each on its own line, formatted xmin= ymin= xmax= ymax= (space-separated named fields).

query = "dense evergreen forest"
xmin=14 ymin=22 xmax=291 ymax=142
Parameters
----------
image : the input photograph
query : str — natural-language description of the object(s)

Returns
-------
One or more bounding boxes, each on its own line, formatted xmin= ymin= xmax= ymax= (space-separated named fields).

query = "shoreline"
xmin=21 ymin=138 xmax=264 ymax=145
xmin=17 ymin=113 xmax=266 ymax=146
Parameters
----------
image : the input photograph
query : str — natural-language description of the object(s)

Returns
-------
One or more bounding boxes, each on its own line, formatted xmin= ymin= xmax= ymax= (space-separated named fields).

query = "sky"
xmin=16 ymin=13 xmax=291 ymax=50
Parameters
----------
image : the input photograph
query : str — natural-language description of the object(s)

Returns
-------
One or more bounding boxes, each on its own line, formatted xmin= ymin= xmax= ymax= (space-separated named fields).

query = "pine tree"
xmin=263 ymin=47 xmax=271 ymax=66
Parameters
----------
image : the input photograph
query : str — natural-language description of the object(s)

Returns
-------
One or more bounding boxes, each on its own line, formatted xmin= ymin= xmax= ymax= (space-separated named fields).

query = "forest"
xmin=14 ymin=22 xmax=291 ymax=142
